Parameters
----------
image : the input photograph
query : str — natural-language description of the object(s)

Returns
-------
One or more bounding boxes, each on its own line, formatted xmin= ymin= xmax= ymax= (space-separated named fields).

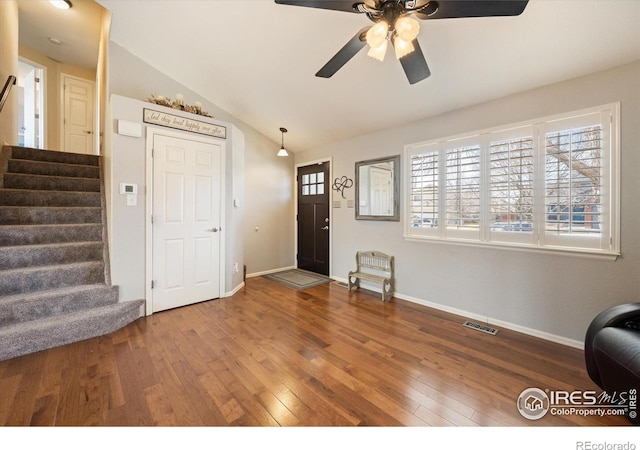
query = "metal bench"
xmin=348 ymin=251 xmax=395 ymax=301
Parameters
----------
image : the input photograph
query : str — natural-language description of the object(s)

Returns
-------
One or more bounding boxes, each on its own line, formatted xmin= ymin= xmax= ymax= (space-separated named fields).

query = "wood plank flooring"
xmin=0 ymin=277 xmax=630 ymax=427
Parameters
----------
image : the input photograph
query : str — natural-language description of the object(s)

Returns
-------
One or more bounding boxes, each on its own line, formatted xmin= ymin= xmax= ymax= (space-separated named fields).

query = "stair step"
xmin=3 ymin=173 xmax=101 ymax=192
xmin=0 ymin=284 xmax=119 ymax=327
xmin=0 ymin=206 xmax=102 ymax=225
xmin=0 ymin=242 xmax=104 ymax=270
xmin=7 ymin=159 xmax=100 ymax=179
xmin=0 ymin=189 xmax=101 ymax=207
xmin=9 ymin=146 xmax=99 ymax=167
xmin=0 ymin=224 xmax=102 ymax=246
xmin=0 ymin=299 xmax=143 ymax=361
xmin=0 ymin=261 xmax=105 ymax=296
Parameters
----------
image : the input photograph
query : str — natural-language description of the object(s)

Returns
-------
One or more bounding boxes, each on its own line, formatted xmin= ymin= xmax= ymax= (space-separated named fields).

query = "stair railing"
xmin=0 ymin=75 xmax=17 ymax=114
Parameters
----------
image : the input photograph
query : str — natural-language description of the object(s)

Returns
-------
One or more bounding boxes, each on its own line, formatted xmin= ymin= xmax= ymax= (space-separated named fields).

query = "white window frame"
xmin=404 ymin=103 xmax=620 ymax=260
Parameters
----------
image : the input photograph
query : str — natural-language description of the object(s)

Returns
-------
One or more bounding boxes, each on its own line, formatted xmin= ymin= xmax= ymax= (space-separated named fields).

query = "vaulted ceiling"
xmin=19 ymin=0 xmax=640 ymax=152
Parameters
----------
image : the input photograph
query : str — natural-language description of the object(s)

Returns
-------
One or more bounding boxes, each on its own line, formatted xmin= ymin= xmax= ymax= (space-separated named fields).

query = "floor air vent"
xmin=463 ymin=321 xmax=499 ymax=335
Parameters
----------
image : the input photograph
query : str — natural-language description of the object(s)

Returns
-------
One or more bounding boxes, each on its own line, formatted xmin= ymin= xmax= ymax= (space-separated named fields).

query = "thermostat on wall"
xmin=119 ymin=183 xmax=138 ymax=195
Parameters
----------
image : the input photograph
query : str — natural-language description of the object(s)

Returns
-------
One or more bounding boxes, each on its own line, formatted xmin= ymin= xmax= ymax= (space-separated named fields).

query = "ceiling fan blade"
xmin=316 ymin=26 xmax=370 ymax=78
xmin=274 ymin=0 xmax=363 ymax=13
xmin=415 ymin=0 xmax=529 ymax=19
xmin=394 ymin=38 xmax=431 ymax=85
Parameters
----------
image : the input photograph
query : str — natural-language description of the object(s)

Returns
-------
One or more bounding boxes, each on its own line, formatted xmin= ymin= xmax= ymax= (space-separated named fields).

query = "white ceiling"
xmin=18 ymin=0 xmax=104 ymax=70
xmin=19 ymin=0 xmax=640 ymax=152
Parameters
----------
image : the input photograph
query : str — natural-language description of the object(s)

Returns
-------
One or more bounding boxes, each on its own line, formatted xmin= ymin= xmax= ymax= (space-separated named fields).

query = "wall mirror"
xmin=355 ymin=155 xmax=400 ymax=221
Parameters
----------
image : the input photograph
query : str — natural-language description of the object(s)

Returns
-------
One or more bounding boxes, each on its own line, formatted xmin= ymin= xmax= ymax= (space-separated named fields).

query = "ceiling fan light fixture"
xmin=367 ymin=39 xmax=387 ymax=61
xmin=49 ymin=0 xmax=72 ymax=9
xmin=394 ymin=37 xmax=415 ymax=59
xmin=395 ymin=16 xmax=420 ymax=42
xmin=365 ymin=21 xmax=389 ymax=49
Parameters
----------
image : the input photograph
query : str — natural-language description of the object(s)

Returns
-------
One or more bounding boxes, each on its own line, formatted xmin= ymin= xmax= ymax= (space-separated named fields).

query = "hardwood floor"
xmin=0 ymin=277 xmax=630 ymax=427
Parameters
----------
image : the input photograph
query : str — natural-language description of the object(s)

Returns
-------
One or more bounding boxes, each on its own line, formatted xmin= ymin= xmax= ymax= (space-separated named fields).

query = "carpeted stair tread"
xmin=7 ymin=159 xmax=100 ymax=179
xmin=3 ymin=173 xmax=101 ymax=192
xmin=0 ymin=241 xmax=104 ymax=270
xmin=0 ymin=189 xmax=101 ymax=207
xmin=0 ymin=284 xmax=119 ymax=327
xmin=0 ymin=299 xmax=144 ymax=361
xmin=0 ymin=223 xmax=103 ymax=246
xmin=0 ymin=261 xmax=105 ymax=295
xmin=9 ymin=146 xmax=99 ymax=166
xmin=0 ymin=206 xmax=102 ymax=225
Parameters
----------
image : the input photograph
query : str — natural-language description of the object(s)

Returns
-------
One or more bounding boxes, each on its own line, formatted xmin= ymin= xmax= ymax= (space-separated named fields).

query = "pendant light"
xmin=49 ymin=0 xmax=72 ymax=9
xmin=277 ymin=127 xmax=289 ymax=157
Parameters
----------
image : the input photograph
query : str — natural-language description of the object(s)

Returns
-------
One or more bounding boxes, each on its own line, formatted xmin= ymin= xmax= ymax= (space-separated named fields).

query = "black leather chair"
xmin=584 ymin=302 xmax=640 ymax=425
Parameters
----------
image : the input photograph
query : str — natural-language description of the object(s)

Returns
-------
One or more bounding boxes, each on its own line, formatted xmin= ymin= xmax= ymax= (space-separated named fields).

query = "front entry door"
xmin=297 ymin=162 xmax=330 ymax=276
xmin=152 ymin=134 xmax=222 ymax=313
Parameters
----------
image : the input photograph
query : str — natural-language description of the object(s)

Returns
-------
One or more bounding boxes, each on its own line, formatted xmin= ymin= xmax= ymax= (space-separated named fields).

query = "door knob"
xmin=210 ymin=227 xmax=219 ymax=232
xmin=321 ymin=226 xmax=329 ymax=231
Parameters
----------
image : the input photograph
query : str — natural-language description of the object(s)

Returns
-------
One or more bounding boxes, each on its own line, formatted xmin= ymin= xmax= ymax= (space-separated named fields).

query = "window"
xmin=445 ymin=141 xmax=481 ymax=238
xmin=301 ymin=171 xmax=325 ymax=196
xmin=405 ymin=104 xmax=619 ymax=258
xmin=410 ymin=144 xmax=439 ymax=234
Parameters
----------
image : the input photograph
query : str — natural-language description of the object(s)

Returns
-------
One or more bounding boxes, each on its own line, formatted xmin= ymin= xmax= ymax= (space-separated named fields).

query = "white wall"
xmin=106 ymin=94 xmax=243 ymax=302
xmin=0 ymin=0 xmax=18 ymax=147
xmin=296 ymin=61 xmax=640 ymax=346
xmin=108 ymin=42 xmax=294 ymax=278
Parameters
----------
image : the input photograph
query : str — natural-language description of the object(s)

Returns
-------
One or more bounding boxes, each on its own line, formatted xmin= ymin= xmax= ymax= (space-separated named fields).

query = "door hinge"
xmin=151 ymin=280 xmax=155 ymax=289
xmin=35 ymin=77 xmax=40 ymax=83
xmin=151 ymin=214 xmax=155 ymax=224
xmin=151 ymin=148 xmax=154 ymax=158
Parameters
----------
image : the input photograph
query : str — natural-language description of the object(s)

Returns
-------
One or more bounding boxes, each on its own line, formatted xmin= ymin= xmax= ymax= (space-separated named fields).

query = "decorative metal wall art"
xmin=332 ymin=176 xmax=353 ymax=199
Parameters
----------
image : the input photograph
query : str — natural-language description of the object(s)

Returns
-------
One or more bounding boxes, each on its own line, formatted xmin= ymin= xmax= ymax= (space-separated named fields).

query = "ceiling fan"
xmin=274 ymin=0 xmax=529 ymax=84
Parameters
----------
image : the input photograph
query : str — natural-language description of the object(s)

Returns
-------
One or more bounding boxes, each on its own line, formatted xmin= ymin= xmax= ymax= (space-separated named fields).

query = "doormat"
xmin=263 ymin=269 xmax=331 ymax=290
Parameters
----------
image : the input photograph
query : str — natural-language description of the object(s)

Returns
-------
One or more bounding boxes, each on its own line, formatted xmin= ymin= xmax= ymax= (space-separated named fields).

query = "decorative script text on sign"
xmin=143 ymin=108 xmax=226 ymax=139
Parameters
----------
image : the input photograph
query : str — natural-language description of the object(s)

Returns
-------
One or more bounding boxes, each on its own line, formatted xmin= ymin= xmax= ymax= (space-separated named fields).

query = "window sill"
xmin=403 ymin=235 xmax=620 ymax=261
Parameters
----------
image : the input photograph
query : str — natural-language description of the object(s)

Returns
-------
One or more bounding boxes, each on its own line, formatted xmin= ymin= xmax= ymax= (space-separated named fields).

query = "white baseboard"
xmin=225 ymin=281 xmax=245 ymax=297
xmin=246 ymin=265 xmax=296 ymax=279
xmin=332 ymin=276 xmax=583 ymax=350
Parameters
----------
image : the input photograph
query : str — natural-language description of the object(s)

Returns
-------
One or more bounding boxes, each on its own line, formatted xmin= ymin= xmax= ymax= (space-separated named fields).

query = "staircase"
xmin=0 ymin=146 xmax=143 ymax=361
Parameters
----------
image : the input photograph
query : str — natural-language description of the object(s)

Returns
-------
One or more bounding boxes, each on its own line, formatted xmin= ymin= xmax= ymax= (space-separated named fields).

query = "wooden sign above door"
xmin=143 ymin=108 xmax=226 ymax=139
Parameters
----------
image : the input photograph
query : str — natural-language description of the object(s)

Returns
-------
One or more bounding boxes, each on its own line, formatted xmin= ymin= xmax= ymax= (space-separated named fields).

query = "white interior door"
xmin=152 ymin=134 xmax=222 ymax=313
xmin=23 ymin=68 xmax=37 ymax=148
xmin=18 ymin=60 xmax=44 ymax=149
xmin=62 ymin=74 xmax=95 ymax=154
